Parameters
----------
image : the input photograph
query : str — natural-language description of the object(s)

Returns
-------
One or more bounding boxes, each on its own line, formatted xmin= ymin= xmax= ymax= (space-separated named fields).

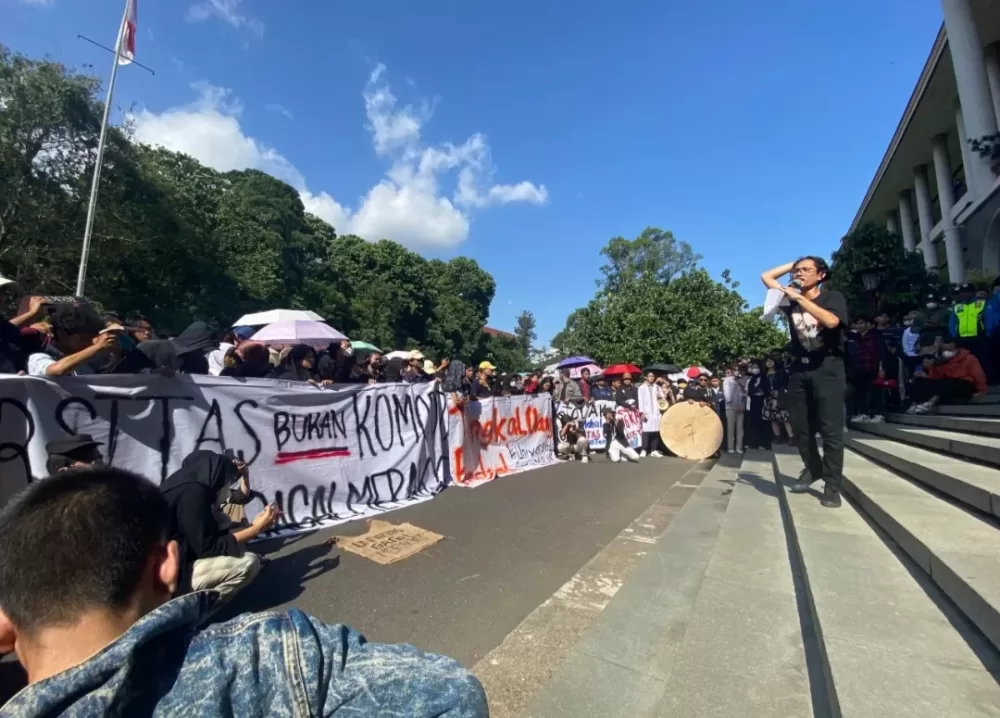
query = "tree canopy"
xmin=555 ymin=229 xmax=785 ymax=367
xmin=0 ymin=45 xmax=501 ymax=361
xmin=827 ymin=222 xmax=940 ymax=319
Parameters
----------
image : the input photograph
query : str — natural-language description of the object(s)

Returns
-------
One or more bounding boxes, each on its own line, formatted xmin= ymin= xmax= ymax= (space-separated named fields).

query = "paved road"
xmin=217 ymin=456 xmax=701 ymax=666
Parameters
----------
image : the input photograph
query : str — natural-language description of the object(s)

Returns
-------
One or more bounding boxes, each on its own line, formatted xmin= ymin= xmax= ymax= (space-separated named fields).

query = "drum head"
xmin=659 ymin=402 xmax=723 ymax=460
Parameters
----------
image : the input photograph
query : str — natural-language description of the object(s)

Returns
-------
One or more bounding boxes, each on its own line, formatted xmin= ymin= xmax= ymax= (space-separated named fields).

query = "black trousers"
xmin=852 ymin=370 xmax=884 ymax=416
xmin=787 ymin=357 xmax=845 ymax=492
xmin=910 ymin=377 xmax=975 ymax=405
xmin=641 ymin=431 xmax=660 ymax=453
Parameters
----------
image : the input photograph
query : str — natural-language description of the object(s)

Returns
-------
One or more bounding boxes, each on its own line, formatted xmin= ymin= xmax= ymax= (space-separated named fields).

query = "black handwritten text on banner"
xmin=0 ymin=376 xmax=451 ymax=536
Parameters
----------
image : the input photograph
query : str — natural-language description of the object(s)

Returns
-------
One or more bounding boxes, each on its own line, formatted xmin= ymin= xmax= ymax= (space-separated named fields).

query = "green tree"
xmin=0 ymin=44 xmax=510 ymax=358
xmin=599 ymin=227 xmax=701 ymax=292
xmin=828 ymin=222 xmax=939 ymax=319
xmin=555 ymin=229 xmax=785 ymax=368
xmin=514 ymin=310 xmax=536 ymax=359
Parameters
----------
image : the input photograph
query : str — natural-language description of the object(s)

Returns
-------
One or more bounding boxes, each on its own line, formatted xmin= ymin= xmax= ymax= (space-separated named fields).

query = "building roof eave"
xmin=847 ymin=23 xmax=948 ymax=235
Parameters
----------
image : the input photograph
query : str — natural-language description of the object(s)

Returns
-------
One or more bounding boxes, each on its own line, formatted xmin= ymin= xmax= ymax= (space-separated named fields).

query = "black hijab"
xmin=136 ymin=321 xmax=216 ymax=374
xmin=279 ymin=344 xmax=315 ymax=382
xmin=159 ymin=450 xmax=239 ymax=500
xmin=384 ymin=357 xmax=405 ymax=383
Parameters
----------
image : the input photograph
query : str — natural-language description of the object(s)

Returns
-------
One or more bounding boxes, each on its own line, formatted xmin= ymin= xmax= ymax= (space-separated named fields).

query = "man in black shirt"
xmin=761 ymin=256 xmax=849 ymax=508
xmin=682 ymin=374 xmax=710 ymax=404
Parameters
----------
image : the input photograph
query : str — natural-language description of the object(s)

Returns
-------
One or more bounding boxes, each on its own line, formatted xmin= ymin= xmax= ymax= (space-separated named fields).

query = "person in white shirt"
xmin=637 ymin=371 xmax=665 ymax=457
xmin=208 ymin=326 xmax=255 ymax=376
xmin=27 ymin=305 xmax=113 ymax=377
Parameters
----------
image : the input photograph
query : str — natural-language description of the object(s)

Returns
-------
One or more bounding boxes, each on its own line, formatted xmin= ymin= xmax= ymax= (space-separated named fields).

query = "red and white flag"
xmin=118 ymin=0 xmax=137 ymax=66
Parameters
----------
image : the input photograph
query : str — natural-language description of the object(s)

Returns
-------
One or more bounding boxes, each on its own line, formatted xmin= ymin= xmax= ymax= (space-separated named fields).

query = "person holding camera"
xmin=159 ymin=450 xmax=278 ymax=603
xmin=761 ymin=256 xmax=849 ymax=508
xmin=557 ymin=413 xmax=590 ymax=462
xmin=27 ymin=304 xmax=114 ymax=377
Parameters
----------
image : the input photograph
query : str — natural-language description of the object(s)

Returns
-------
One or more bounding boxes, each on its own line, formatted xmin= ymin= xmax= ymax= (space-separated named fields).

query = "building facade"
xmin=850 ymin=0 xmax=1000 ymax=283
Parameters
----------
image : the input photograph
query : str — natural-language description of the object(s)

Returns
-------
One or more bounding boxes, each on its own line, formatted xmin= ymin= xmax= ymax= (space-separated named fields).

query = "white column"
xmin=914 ymin=165 xmax=939 ymax=269
xmin=942 ymin=0 xmax=999 ymax=198
xmin=886 ymin=211 xmax=899 ymax=235
xmin=985 ymin=44 xmax=1000 ymax=128
xmin=932 ymin=135 xmax=966 ymax=283
xmin=956 ymin=105 xmax=977 ymax=197
xmin=898 ymin=191 xmax=918 ymax=252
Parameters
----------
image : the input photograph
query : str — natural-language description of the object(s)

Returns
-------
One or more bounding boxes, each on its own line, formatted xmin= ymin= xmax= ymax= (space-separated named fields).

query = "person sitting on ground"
xmin=908 ymin=334 xmax=987 ymax=414
xmin=0 ymin=467 xmax=488 ymax=716
xmin=602 ymin=408 xmax=639 ymax=463
xmin=158 ymin=450 xmax=277 ymax=604
xmin=557 ymin=413 xmax=590 ymax=463
xmin=553 ymin=366 xmax=583 ymax=404
xmin=615 ymin=372 xmax=639 ymax=410
xmin=27 ymin=304 xmax=114 ymax=377
xmin=45 ymin=434 xmax=104 ymax=474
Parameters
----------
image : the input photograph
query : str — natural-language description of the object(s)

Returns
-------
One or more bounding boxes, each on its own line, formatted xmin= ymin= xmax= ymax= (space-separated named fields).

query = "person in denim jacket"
xmin=0 ymin=468 xmax=487 ymax=717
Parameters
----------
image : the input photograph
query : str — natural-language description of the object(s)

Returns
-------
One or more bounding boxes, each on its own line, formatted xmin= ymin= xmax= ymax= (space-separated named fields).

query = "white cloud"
xmin=264 ymin=103 xmax=294 ymax=120
xmin=187 ymin=0 xmax=264 ymax=37
xmin=130 ymin=65 xmax=547 ymax=250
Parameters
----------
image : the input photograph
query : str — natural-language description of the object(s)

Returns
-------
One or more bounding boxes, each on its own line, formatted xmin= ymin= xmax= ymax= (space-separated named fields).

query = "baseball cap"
xmin=478 ymin=360 xmax=496 ymax=371
xmin=422 ymin=359 xmax=437 ymax=375
xmin=233 ymin=326 xmax=255 ymax=340
xmin=46 ymin=434 xmax=102 ymax=460
xmin=408 ymin=349 xmax=425 ymax=361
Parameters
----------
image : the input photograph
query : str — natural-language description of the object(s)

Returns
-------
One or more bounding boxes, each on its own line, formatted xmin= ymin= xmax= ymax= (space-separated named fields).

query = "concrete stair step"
xmin=837 ymin=447 xmax=1000 ymax=660
xmin=889 ymin=412 xmax=1000 ymax=438
xmin=773 ymin=449 xmax=1000 ymax=716
xmin=844 ymin=430 xmax=1000 ymax=519
xmin=852 ymin=421 xmax=1000 ymax=469
xmin=526 ymin=453 xmax=814 ymax=717
xmin=934 ymin=403 xmax=1000 ymax=417
xmin=971 ymin=393 xmax=1000 ymax=404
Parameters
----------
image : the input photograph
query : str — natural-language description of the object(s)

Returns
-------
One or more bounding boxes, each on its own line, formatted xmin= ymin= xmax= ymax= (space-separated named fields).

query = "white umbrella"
xmin=234 ymin=309 xmax=324 ymax=326
xmin=249 ymin=320 xmax=346 ymax=346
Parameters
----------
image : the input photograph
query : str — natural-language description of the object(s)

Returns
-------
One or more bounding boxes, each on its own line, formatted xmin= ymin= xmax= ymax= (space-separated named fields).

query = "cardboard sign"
xmin=335 ymin=520 xmax=444 ymax=564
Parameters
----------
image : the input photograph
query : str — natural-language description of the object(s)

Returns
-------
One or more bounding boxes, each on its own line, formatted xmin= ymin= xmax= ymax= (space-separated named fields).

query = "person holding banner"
xmin=603 ymin=408 xmax=640 ymax=463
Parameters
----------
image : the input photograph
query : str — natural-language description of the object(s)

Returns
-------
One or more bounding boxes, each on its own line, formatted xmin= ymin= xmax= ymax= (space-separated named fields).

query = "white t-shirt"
xmin=27 ymin=352 xmax=61 ymax=376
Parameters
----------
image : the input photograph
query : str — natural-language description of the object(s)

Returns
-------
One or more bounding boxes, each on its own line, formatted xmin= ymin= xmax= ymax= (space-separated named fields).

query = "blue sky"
xmin=5 ymin=0 xmax=943 ymax=347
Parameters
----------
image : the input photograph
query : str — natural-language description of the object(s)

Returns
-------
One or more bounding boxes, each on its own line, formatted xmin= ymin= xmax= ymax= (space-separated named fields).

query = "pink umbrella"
xmin=250 ymin=320 xmax=347 ymax=347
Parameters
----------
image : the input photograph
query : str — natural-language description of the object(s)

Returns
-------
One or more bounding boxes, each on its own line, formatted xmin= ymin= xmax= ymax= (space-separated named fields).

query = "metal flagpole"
xmin=75 ymin=0 xmax=130 ymax=297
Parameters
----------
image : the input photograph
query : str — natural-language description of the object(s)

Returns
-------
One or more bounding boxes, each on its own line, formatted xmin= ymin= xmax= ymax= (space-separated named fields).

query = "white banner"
xmin=0 ymin=375 xmax=451 ymax=536
xmin=447 ymin=394 xmax=557 ymax=487
xmin=554 ymin=400 xmax=642 ymax=450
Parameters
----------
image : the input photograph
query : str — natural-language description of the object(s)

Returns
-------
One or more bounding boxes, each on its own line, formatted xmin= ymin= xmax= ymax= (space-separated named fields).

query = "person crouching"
xmin=557 ymin=414 xmax=590 ymax=463
xmin=602 ymin=408 xmax=639 ymax=463
xmin=159 ymin=450 xmax=278 ymax=604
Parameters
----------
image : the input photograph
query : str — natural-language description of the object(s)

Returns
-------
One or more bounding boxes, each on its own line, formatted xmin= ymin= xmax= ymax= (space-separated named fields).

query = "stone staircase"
xmin=525 ymin=399 xmax=1000 ymax=716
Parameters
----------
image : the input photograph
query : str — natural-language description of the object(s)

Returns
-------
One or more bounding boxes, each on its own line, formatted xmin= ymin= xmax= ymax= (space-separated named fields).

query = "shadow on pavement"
xmin=212 ymin=541 xmax=341 ymax=623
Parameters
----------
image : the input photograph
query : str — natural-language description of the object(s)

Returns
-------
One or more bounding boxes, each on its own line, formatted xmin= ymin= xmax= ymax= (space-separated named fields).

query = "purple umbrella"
xmin=557 ymin=356 xmax=596 ymax=368
xmin=250 ymin=320 xmax=347 ymax=347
